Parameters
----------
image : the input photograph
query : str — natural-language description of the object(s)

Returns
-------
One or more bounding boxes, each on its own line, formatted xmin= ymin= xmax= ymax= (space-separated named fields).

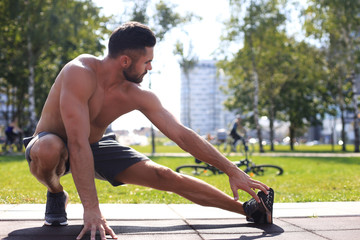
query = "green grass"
xmin=262 ymin=144 xmax=354 ymax=153
xmin=1 ymin=153 xmax=359 ymax=204
xmin=132 ymin=141 xmax=356 ymax=154
xmin=131 ymin=144 xmax=186 ymax=153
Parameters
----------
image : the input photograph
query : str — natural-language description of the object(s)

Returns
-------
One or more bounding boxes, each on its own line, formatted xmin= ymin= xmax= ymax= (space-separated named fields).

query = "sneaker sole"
xmin=44 ymin=220 xmax=68 ymax=226
xmin=260 ymin=197 xmax=272 ymax=224
xmin=259 ymin=189 xmax=274 ymax=224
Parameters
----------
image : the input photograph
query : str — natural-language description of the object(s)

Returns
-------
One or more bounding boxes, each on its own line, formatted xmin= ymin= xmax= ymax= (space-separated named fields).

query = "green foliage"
xmin=219 ymin=0 xmax=291 ymax=152
xmin=0 ymin=0 xmax=111 ymax=129
xmin=123 ymin=0 xmax=199 ymax=42
xmin=153 ymin=0 xmax=189 ymax=41
xmin=173 ymin=41 xmax=198 ymax=76
xmin=219 ymin=0 xmax=343 ymax=151
xmin=124 ymin=0 xmax=150 ymax=24
xmin=279 ymin=41 xmax=327 ymax=149
xmin=304 ymin=0 xmax=360 ymax=151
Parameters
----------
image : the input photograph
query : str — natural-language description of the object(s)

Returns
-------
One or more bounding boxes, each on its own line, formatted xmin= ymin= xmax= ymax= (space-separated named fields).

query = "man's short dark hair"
xmin=108 ymin=22 xmax=156 ymax=58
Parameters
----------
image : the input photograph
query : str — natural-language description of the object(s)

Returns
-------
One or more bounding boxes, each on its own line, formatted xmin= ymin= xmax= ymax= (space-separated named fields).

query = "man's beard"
xmin=123 ymin=69 xmax=147 ymax=84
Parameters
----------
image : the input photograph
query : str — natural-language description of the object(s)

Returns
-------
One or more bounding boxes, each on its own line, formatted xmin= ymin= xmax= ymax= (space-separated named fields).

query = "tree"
xmin=173 ymin=40 xmax=198 ymax=128
xmin=220 ymin=0 xmax=329 ymax=151
xmin=123 ymin=0 xmax=199 ymax=42
xmin=0 ymin=0 xmax=30 ymax=126
xmin=278 ymin=40 xmax=327 ymax=150
xmin=0 ymin=0 xmax=110 ymax=132
xmin=219 ymin=0 xmax=287 ymax=152
xmin=304 ymin=0 xmax=360 ymax=152
xmin=256 ymin=32 xmax=290 ymax=151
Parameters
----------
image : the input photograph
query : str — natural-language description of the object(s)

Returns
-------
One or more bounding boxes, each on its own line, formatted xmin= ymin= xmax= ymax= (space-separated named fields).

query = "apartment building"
xmin=180 ymin=60 xmax=235 ymax=136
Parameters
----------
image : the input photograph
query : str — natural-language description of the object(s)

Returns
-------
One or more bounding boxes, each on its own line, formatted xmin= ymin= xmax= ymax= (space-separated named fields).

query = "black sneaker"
xmin=243 ymin=188 xmax=274 ymax=224
xmin=44 ymin=190 xmax=69 ymax=226
xmin=258 ymin=188 xmax=274 ymax=224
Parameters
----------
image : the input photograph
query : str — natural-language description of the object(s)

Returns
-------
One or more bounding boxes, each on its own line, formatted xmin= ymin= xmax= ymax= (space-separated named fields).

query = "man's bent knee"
xmin=29 ymin=134 xmax=68 ymax=175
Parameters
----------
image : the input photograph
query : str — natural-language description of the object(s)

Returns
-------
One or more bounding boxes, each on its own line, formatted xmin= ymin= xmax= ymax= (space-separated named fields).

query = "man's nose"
xmin=147 ymin=63 xmax=152 ymax=71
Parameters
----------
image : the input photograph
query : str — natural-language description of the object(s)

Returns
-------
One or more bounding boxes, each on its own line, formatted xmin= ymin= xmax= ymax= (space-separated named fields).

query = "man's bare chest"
xmin=88 ymin=90 xmax=136 ymax=129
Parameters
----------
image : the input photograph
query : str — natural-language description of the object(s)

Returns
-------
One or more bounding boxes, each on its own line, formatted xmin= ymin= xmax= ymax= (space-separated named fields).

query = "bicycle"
xmin=176 ymin=138 xmax=283 ymax=177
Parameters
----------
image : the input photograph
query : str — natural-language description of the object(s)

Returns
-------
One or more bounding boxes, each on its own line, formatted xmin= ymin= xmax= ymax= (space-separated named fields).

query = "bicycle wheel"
xmin=233 ymin=161 xmax=249 ymax=173
xmin=176 ymin=165 xmax=215 ymax=176
xmin=251 ymin=164 xmax=283 ymax=176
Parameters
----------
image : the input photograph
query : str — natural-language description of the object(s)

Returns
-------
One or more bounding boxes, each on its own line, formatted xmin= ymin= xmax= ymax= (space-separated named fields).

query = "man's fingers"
xmin=245 ymin=187 xmax=260 ymax=202
xmin=105 ymin=225 xmax=118 ymax=239
xmin=99 ymin=224 xmax=107 ymax=240
xmin=251 ymin=181 xmax=268 ymax=195
xmin=91 ymin=225 xmax=97 ymax=240
xmin=76 ymin=225 xmax=88 ymax=240
xmin=76 ymin=223 xmax=117 ymax=240
xmin=231 ymin=185 xmax=239 ymax=201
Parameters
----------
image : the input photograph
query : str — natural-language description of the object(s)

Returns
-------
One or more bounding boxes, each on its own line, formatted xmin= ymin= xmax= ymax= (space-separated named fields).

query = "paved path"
xmin=1 ymin=202 xmax=359 ymax=240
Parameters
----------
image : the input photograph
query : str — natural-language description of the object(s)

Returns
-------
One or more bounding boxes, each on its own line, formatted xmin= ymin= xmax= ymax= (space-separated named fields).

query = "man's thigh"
xmin=114 ymin=160 xmax=181 ymax=191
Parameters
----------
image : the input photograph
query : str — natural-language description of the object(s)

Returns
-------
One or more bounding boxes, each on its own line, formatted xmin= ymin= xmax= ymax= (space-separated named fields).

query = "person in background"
xmin=230 ymin=115 xmax=247 ymax=152
xmin=4 ymin=117 xmax=22 ymax=152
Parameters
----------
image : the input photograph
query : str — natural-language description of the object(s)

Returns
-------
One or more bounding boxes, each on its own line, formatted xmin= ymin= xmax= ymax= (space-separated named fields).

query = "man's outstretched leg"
xmin=24 ymin=132 xmax=69 ymax=226
xmin=115 ymin=160 xmax=273 ymax=223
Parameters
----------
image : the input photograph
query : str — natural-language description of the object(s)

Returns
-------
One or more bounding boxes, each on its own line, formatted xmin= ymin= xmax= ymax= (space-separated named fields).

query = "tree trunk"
xmin=330 ymin=115 xmax=335 ymax=152
xmin=248 ymin=25 xmax=264 ymax=152
xmin=269 ymin=108 xmax=275 ymax=151
xmin=351 ymin=72 xmax=359 ymax=152
xmin=337 ymin=72 xmax=347 ymax=151
xmin=340 ymin=106 xmax=347 ymax=151
xmin=289 ymin=124 xmax=295 ymax=151
xmin=27 ymin=34 xmax=37 ymax=133
xmin=252 ymin=69 xmax=264 ymax=152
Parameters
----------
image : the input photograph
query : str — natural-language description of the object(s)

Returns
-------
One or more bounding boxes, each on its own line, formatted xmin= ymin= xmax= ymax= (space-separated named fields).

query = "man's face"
xmin=123 ymin=47 xmax=153 ymax=84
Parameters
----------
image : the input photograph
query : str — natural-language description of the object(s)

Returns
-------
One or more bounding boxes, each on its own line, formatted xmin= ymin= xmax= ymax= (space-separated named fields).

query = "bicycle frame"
xmin=177 ymin=138 xmax=283 ymax=176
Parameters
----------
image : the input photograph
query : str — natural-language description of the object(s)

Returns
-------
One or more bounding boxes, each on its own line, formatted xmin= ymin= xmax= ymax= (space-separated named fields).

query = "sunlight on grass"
xmin=0 ymin=154 xmax=359 ymax=204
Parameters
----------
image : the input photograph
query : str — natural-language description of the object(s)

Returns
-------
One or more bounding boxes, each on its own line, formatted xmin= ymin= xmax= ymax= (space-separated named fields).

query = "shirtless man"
xmin=23 ymin=22 xmax=274 ymax=240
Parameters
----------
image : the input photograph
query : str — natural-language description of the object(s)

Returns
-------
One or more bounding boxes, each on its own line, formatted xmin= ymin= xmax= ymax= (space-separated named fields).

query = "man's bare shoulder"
xmin=126 ymin=84 xmax=163 ymax=111
xmin=57 ymin=54 xmax=101 ymax=88
xmin=127 ymin=83 xmax=154 ymax=99
xmin=62 ymin=54 xmax=99 ymax=75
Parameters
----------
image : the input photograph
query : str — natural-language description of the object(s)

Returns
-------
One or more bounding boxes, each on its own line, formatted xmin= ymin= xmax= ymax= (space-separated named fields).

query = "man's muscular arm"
xmin=138 ymin=90 xmax=269 ymax=202
xmin=59 ymin=64 xmax=116 ymax=240
xmin=60 ymin=64 xmax=97 ymax=210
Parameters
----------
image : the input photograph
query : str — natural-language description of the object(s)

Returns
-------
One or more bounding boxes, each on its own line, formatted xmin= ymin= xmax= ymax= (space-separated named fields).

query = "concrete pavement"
xmin=1 ymin=202 xmax=359 ymax=240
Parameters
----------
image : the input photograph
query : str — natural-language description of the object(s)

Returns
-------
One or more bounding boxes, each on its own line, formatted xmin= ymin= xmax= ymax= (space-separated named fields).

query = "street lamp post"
xmin=148 ymin=71 xmax=159 ymax=155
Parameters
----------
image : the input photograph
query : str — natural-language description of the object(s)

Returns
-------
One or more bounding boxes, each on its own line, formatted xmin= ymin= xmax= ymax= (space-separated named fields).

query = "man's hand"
xmin=76 ymin=208 xmax=117 ymax=240
xmin=228 ymin=167 xmax=269 ymax=202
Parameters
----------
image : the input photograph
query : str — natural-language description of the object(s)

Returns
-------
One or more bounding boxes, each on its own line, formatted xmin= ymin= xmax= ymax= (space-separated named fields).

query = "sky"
xmin=92 ymin=0 xmax=304 ymax=132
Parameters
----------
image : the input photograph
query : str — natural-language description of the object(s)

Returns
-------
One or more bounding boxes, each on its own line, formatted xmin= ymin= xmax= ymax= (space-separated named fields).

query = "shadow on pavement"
xmin=190 ymin=223 xmax=284 ymax=240
xmin=4 ymin=225 xmax=83 ymax=240
xmin=4 ymin=222 xmax=284 ymax=240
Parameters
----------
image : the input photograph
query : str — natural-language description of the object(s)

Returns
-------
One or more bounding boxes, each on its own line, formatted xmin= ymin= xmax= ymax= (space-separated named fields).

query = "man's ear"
xmin=119 ymin=55 xmax=132 ymax=68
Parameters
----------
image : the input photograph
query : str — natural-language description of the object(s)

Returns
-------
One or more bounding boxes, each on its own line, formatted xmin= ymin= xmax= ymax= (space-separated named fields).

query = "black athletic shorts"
xmin=23 ymin=132 xmax=149 ymax=186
